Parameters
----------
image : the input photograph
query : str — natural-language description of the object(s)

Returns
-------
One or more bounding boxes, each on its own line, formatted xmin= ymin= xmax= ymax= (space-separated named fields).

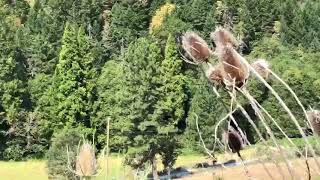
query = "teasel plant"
xmin=66 ymin=137 xmax=99 ymax=180
xmin=307 ymin=109 xmax=320 ymax=136
xmin=177 ymin=26 xmax=320 ymax=179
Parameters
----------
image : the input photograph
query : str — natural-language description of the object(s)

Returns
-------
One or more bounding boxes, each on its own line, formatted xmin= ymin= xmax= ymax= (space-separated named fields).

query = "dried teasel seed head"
xmin=181 ymin=31 xmax=213 ymax=63
xmin=251 ymin=59 xmax=270 ymax=79
xmin=206 ymin=63 xmax=223 ymax=85
xmin=217 ymin=45 xmax=249 ymax=88
xmin=307 ymin=109 xmax=320 ymax=136
xmin=227 ymin=127 xmax=243 ymax=154
xmin=76 ymin=143 xmax=97 ymax=177
xmin=210 ymin=27 xmax=238 ymax=48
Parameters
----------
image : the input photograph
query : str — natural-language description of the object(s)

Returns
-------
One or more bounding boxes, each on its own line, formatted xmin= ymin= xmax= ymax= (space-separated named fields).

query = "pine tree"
xmin=120 ymin=35 xmax=188 ymax=179
xmin=94 ymin=60 xmax=131 ymax=152
xmin=178 ymin=0 xmax=216 ymax=31
xmin=122 ymin=38 xmax=163 ymax=178
xmin=153 ymin=35 xmax=187 ymax=172
xmin=280 ymin=0 xmax=320 ymax=51
xmin=0 ymin=6 xmax=33 ymax=159
xmin=48 ymin=23 xmax=97 ymax=130
xmin=183 ymin=73 xmax=225 ymax=152
xmin=108 ymin=1 xmax=149 ymax=52
xmin=22 ymin=0 xmax=104 ymax=74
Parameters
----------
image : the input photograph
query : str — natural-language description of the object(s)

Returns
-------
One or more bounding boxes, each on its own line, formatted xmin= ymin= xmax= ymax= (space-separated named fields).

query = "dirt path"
xmin=181 ymin=158 xmax=320 ymax=180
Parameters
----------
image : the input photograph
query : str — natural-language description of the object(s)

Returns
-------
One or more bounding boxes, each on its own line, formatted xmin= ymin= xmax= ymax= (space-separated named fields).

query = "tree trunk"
xmin=152 ymin=156 xmax=159 ymax=180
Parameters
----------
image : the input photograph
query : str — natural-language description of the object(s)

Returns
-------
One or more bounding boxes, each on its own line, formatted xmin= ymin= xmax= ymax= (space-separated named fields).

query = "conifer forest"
xmin=1 ymin=0 xmax=320 ymax=179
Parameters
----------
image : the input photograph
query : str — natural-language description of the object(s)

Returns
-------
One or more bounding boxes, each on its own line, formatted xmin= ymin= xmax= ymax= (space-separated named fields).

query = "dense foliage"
xmin=1 ymin=0 xmax=320 ymax=177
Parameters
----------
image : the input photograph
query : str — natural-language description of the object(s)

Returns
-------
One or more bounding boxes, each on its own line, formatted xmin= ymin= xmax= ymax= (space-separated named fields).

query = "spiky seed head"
xmin=251 ymin=59 xmax=270 ymax=79
xmin=227 ymin=127 xmax=243 ymax=154
xmin=307 ymin=109 xmax=320 ymax=136
xmin=76 ymin=143 xmax=97 ymax=177
xmin=206 ymin=63 xmax=224 ymax=86
xmin=181 ymin=32 xmax=212 ymax=63
xmin=210 ymin=27 xmax=238 ymax=48
xmin=217 ymin=44 xmax=249 ymax=88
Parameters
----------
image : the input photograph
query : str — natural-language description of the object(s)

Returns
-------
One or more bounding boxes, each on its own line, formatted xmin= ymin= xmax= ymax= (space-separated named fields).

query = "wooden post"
xmin=152 ymin=156 xmax=159 ymax=180
xmin=105 ymin=117 xmax=110 ymax=180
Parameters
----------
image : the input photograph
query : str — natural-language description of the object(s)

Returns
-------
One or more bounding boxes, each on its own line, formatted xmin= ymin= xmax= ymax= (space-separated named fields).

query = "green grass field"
xmin=0 ymin=154 xmax=207 ymax=180
xmin=0 ymin=160 xmax=47 ymax=180
xmin=1 ymin=145 xmax=317 ymax=180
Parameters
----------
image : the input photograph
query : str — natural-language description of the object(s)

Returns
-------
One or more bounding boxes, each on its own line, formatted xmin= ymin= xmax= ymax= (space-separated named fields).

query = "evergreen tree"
xmin=118 ymin=36 xmax=187 ymax=178
xmin=22 ymin=0 xmax=104 ymax=75
xmin=280 ymin=0 xmax=320 ymax=51
xmin=122 ymin=38 xmax=163 ymax=178
xmin=177 ymin=0 xmax=216 ymax=31
xmin=153 ymin=35 xmax=188 ymax=171
xmin=94 ymin=60 xmax=131 ymax=152
xmin=47 ymin=23 xmax=98 ymax=130
xmin=107 ymin=1 xmax=149 ymax=52
xmin=183 ymin=74 xmax=225 ymax=152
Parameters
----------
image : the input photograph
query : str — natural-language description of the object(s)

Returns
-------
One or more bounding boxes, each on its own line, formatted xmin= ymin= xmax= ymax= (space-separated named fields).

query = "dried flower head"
xmin=76 ymin=143 xmax=97 ymax=177
xmin=206 ymin=63 xmax=224 ymax=86
xmin=211 ymin=27 xmax=238 ymax=48
xmin=227 ymin=127 xmax=243 ymax=154
xmin=251 ymin=59 xmax=270 ymax=79
xmin=181 ymin=31 xmax=213 ymax=63
xmin=307 ymin=109 xmax=320 ymax=136
xmin=216 ymin=44 xmax=249 ymax=88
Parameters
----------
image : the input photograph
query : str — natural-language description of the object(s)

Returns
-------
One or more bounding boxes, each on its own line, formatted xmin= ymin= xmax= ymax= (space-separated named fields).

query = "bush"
xmin=46 ymin=127 xmax=84 ymax=180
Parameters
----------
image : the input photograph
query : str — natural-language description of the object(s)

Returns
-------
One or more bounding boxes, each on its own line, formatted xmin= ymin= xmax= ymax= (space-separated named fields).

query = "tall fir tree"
xmin=47 ymin=23 xmax=97 ymax=130
xmin=94 ymin=60 xmax=131 ymax=152
xmin=118 ymin=36 xmax=188 ymax=178
xmin=122 ymin=38 xmax=163 ymax=178
xmin=107 ymin=1 xmax=149 ymax=53
xmin=153 ymin=34 xmax=187 ymax=172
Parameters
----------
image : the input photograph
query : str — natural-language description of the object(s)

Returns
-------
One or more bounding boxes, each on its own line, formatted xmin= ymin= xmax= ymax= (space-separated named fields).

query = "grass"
xmin=0 ymin=154 xmax=208 ymax=180
xmin=0 ymin=160 xmax=47 ymax=180
xmin=0 ymin=149 xmax=261 ymax=180
xmin=1 ymin=140 xmax=318 ymax=180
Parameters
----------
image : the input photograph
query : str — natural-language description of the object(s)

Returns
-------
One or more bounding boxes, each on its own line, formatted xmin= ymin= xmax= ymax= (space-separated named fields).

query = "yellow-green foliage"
xmin=149 ymin=3 xmax=175 ymax=34
xmin=25 ymin=0 xmax=35 ymax=7
xmin=6 ymin=15 xmax=22 ymax=28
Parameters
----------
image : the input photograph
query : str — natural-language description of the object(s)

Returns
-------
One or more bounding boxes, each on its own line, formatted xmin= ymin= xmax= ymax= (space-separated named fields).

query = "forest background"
xmin=1 ymin=0 xmax=320 ymax=174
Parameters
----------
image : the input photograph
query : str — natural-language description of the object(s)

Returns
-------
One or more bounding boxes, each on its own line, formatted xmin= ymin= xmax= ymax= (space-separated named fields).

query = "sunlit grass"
xmin=0 ymin=146 xmax=291 ymax=180
xmin=0 ymin=154 xmax=208 ymax=180
xmin=0 ymin=160 xmax=47 ymax=180
xmin=1 ymin=149 xmax=319 ymax=180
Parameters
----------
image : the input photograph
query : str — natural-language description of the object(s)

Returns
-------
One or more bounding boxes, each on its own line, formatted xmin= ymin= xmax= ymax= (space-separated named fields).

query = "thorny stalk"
xmin=195 ymin=113 xmax=215 ymax=159
xmin=240 ymin=88 xmax=299 ymax=179
xmin=240 ymin=57 xmax=320 ymax=173
xmin=238 ymin=88 xmax=316 ymax=179
xmin=227 ymin=91 xmax=283 ymax=180
xmin=268 ymin=69 xmax=320 ymax=151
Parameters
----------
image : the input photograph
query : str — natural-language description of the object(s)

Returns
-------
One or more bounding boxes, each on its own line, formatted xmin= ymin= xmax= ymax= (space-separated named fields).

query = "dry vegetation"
xmin=183 ymin=158 xmax=320 ymax=180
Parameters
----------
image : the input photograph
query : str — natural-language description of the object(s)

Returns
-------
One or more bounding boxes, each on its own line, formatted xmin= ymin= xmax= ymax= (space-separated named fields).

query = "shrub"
xmin=46 ymin=127 xmax=83 ymax=180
